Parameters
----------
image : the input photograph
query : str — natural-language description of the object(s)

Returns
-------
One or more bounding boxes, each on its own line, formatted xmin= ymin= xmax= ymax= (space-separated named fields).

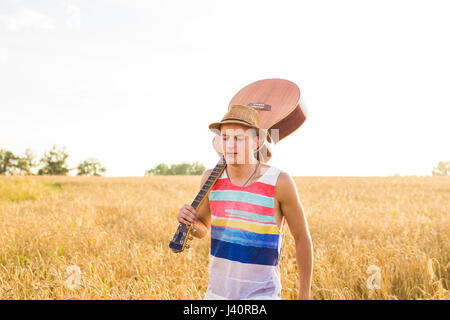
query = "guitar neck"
xmin=191 ymin=155 xmax=226 ymax=209
xmin=169 ymin=155 xmax=226 ymax=253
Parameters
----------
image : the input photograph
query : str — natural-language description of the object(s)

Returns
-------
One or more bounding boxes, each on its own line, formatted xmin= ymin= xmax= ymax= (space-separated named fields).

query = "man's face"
xmin=220 ymin=123 xmax=259 ymax=165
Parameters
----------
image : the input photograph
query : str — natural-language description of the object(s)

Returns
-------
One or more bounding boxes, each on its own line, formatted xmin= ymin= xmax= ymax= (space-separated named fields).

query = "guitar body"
xmin=169 ymin=78 xmax=308 ymax=253
xmin=228 ymin=78 xmax=307 ymax=143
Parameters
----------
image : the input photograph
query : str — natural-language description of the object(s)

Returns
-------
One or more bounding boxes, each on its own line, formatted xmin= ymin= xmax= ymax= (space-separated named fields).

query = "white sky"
xmin=0 ymin=0 xmax=449 ymax=177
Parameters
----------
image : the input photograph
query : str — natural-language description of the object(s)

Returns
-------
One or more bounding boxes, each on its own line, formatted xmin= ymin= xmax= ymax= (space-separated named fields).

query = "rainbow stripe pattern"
xmin=205 ymin=165 xmax=285 ymax=299
xmin=209 ymin=165 xmax=285 ymax=266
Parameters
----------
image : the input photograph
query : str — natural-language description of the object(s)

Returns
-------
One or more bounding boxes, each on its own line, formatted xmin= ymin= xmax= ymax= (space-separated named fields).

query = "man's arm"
xmin=177 ymin=169 xmax=212 ymax=239
xmin=276 ymin=171 xmax=313 ymax=300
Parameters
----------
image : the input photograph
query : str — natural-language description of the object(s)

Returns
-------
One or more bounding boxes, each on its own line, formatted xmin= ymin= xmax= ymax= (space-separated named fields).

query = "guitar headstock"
xmin=169 ymin=222 xmax=196 ymax=253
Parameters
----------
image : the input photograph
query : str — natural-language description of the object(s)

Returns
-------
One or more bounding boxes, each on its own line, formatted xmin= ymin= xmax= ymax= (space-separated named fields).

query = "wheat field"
xmin=0 ymin=174 xmax=448 ymax=300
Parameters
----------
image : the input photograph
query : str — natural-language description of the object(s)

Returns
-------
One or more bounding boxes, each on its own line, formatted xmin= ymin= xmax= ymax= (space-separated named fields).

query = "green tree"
xmin=0 ymin=149 xmax=18 ymax=175
xmin=145 ymin=163 xmax=169 ymax=176
xmin=38 ymin=145 xmax=69 ymax=175
xmin=77 ymin=158 xmax=106 ymax=176
xmin=188 ymin=161 xmax=206 ymax=175
xmin=0 ymin=148 xmax=35 ymax=175
xmin=145 ymin=162 xmax=205 ymax=176
xmin=15 ymin=148 xmax=36 ymax=175
xmin=170 ymin=162 xmax=191 ymax=175
xmin=432 ymin=161 xmax=450 ymax=176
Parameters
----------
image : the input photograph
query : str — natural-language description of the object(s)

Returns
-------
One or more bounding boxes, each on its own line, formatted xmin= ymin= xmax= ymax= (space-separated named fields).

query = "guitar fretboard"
xmin=191 ymin=155 xmax=226 ymax=209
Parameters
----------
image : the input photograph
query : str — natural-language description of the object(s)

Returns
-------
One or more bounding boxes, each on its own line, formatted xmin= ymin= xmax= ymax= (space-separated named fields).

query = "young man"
xmin=177 ymin=105 xmax=313 ymax=300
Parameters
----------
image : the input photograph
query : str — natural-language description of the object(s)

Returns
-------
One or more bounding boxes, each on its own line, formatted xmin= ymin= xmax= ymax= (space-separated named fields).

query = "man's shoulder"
xmin=275 ymin=169 xmax=292 ymax=185
xmin=274 ymin=169 xmax=296 ymax=201
xmin=201 ymin=168 xmax=214 ymax=185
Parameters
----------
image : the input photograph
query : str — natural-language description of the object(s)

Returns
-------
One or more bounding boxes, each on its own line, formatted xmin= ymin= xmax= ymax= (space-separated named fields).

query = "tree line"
xmin=0 ymin=145 xmax=106 ymax=176
xmin=1 ymin=144 xmax=206 ymax=176
xmin=432 ymin=161 xmax=450 ymax=176
xmin=2 ymin=144 xmax=446 ymax=177
xmin=145 ymin=161 xmax=205 ymax=176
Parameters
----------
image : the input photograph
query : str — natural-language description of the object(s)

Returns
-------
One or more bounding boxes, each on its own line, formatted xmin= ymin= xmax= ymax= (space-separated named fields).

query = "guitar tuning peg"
xmin=192 ymin=227 xmax=197 ymax=234
xmin=185 ymin=245 xmax=190 ymax=249
xmin=189 ymin=237 xmax=193 ymax=241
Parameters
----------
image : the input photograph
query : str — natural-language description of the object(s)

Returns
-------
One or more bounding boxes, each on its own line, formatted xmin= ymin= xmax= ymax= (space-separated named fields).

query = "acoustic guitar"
xmin=169 ymin=78 xmax=307 ymax=253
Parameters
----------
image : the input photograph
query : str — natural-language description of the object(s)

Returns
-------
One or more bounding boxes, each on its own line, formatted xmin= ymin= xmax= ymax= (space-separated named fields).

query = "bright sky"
xmin=1 ymin=0 xmax=449 ymax=177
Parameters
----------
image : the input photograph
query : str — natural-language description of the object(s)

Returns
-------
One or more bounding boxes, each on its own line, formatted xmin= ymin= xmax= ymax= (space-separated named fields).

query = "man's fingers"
xmin=183 ymin=204 xmax=197 ymax=217
xmin=180 ymin=210 xmax=197 ymax=225
xmin=177 ymin=204 xmax=198 ymax=226
xmin=182 ymin=211 xmax=193 ymax=222
xmin=178 ymin=214 xmax=192 ymax=225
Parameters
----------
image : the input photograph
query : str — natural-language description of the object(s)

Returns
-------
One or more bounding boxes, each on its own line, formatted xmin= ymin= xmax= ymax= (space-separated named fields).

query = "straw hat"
xmin=208 ymin=105 xmax=268 ymax=150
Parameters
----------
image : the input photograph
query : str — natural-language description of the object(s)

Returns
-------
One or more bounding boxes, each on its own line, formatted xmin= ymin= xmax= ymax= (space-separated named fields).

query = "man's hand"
xmin=177 ymin=204 xmax=198 ymax=226
xmin=176 ymin=203 xmax=209 ymax=239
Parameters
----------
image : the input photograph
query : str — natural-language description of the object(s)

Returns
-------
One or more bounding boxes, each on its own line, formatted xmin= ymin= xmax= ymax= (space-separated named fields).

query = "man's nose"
xmin=225 ymin=139 xmax=236 ymax=146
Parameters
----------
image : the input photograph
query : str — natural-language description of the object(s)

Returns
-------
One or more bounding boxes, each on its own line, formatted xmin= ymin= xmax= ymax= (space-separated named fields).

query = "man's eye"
xmin=222 ymin=137 xmax=243 ymax=141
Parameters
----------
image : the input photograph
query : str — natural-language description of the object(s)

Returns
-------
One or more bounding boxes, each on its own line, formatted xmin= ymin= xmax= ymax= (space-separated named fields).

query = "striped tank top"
xmin=204 ymin=165 xmax=285 ymax=300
